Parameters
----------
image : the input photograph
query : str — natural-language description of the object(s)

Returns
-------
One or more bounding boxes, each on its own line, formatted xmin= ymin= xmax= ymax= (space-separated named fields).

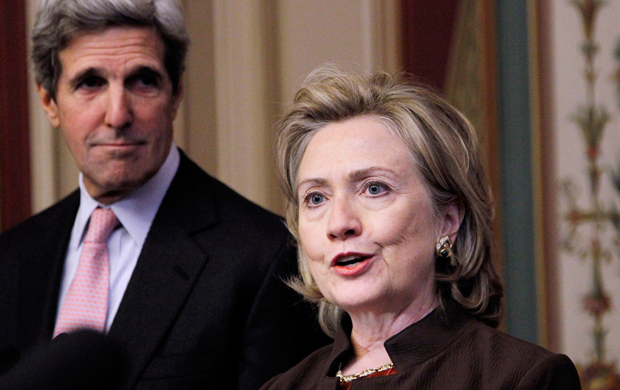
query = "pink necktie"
xmin=53 ymin=208 xmax=119 ymax=337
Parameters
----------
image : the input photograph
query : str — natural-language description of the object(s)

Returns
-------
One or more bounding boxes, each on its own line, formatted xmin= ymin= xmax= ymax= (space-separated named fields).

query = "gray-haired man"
xmin=0 ymin=1 xmax=328 ymax=388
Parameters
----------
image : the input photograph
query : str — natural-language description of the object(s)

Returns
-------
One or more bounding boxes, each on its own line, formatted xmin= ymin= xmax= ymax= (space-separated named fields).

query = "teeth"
xmin=337 ymin=256 xmax=365 ymax=266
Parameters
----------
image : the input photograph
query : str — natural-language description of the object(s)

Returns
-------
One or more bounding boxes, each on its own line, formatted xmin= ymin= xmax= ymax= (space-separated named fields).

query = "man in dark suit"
xmin=0 ymin=0 xmax=328 ymax=389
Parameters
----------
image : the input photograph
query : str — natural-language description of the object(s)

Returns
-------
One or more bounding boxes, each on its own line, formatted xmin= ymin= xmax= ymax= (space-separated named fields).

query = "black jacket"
xmin=0 ymin=151 xmax=329 ymax=389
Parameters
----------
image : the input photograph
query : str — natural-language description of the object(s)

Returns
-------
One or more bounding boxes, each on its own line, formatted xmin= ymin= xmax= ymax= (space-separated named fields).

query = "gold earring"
xmin=435 ymin=235 xmax=452 ymax=258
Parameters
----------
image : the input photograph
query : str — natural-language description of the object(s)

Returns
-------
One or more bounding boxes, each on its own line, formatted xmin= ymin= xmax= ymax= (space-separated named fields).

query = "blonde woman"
xmin=262 ymin=68 xmax=580 ymax=389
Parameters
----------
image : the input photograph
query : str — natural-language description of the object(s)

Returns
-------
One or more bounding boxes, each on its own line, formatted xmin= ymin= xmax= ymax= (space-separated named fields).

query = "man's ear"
xmin=170 ymin=80 xmax=184 ymax=119
xmin=442 ymin=202 xmax=465 ymax=244
xmin=36 ymin=84 xmax=60 ymax=128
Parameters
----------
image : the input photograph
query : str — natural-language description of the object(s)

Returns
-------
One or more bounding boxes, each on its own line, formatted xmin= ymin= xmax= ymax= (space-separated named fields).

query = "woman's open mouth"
xmin=331 ymin=253 xmax=373 ymax=276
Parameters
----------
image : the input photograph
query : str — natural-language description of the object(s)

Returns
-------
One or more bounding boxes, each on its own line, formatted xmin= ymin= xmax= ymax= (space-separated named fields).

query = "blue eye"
xmin=309 ymin=193 xmax=324 ymax=205
xmin=303 ymin=192 xmax=325 ymax=207
xmin=368 ymin=184 xmax=382 ymax=195
xmin=366 ymin=182 xmax=388 ymax=196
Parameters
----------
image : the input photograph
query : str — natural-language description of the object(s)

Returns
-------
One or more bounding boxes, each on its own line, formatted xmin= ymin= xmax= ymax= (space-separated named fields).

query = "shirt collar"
xmin=72 ymin=143 xmax=180 ymax=248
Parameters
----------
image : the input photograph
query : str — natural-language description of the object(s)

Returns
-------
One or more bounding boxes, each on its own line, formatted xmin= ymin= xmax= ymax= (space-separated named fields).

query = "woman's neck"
xmin=341 ymin=291 xmax=438 ymax=376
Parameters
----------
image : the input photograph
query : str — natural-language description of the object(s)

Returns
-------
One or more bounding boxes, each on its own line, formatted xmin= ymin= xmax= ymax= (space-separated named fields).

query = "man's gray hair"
xmin=31 ymin=0 xmax=189 ymax=99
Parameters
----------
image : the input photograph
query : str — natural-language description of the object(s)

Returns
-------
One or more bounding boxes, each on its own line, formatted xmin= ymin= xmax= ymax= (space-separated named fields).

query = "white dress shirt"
xmin=56 ymin=144 xmax=180 ymax=332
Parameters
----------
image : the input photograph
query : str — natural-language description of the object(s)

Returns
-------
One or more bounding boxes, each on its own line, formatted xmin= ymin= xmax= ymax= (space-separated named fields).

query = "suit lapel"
xmin=108 ymin=154 xmax=218 ymax=389
xmin=108 ymin=217 xmax=208 ymax=389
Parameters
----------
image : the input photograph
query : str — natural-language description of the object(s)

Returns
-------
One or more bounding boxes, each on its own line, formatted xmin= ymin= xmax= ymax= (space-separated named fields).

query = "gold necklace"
xmin=336 ymin=363 xmax=394 ymax=383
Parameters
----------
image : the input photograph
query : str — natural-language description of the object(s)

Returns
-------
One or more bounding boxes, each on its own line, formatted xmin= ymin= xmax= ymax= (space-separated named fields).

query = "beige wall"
xmin=27 ymin=0 xmax=400 ymax=216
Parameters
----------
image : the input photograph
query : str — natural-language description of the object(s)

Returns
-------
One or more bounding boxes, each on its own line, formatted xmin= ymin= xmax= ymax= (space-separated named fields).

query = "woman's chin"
xmin=326 ymin=289 xmax=390 ymax=314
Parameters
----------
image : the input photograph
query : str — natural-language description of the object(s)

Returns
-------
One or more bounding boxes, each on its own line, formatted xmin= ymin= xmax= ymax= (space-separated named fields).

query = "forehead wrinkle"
xmin=63 ymin=48 xmax=163 ymax=68
xmin=60 ymin=28 xmax=165 ymax=70
xmin=65 ymin=35 xmax=161 ymax=55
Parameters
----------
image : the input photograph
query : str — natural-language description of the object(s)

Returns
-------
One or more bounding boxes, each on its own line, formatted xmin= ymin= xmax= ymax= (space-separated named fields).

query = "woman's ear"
xmin=442 ymin=202 xmax=465 ymax=244
xmin=36 ymin=84 xmax=60 ymax=128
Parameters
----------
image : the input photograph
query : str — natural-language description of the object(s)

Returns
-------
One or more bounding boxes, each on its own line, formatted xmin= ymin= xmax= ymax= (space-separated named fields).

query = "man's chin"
xmin=80 ymin=158 xmax=163 ymax=203
xmin=84 ymin=175 xmax=148 ymax=205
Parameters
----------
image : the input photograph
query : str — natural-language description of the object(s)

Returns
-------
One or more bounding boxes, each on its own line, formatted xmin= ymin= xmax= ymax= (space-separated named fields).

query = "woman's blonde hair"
xmin=276 ymin=66 xmax=503 ymax=337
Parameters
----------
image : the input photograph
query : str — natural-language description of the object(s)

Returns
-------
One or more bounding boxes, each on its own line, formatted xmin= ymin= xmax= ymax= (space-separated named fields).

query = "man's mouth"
xmin=94 ymin=141 xmax=145 ymax=147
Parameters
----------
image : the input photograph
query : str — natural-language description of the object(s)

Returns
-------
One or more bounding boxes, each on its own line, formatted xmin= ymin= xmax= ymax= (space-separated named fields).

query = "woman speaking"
xmin=262 ymin=68 xmax=580 ymax=389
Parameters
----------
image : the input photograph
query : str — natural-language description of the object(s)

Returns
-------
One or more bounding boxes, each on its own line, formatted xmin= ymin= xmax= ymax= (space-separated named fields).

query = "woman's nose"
xmin=327 ymin=196 xmax=362 ymax=240
xmin=104 ymin=85 xmax=133 ymax=130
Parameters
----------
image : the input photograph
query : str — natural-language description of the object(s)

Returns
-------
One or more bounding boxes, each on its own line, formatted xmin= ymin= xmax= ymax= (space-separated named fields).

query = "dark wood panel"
xmin=0 ymin=0 xmax=32 ymax=231
xmin=401 ymin=0 xmax=460 ymax=92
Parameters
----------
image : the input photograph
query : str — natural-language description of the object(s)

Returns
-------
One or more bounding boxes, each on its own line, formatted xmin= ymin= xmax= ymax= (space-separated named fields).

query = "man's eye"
xmin=137 ymin=75 xmax=158 ymax=87
xmin=130 ymin=72 xmax=160 ymax=90
xmin=78 ymin=77 xmax=105 ymax=89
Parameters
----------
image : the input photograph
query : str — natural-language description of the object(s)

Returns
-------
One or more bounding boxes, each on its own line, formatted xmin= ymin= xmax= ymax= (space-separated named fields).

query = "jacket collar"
xmin=326 ymin=300 xmax=476 ymax=375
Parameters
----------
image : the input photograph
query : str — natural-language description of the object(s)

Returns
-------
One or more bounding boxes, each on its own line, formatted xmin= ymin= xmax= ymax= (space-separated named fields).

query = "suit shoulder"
xmin=0 ymin=191 xmax=79 ymax=244
xmin=165 ymin=156 xmax=293 ymax=268
xmin=466 ymin=321 xmax=554 ymax=361
xmin=516 ymin=353 xmax=581 ymax=389
xmin=174 ymin=156 xmax=289 ymax=236
xmin=207 ymin=175 xmax=292 ymax=251
xmin=460 ymin=321 xmax=580 ymax=388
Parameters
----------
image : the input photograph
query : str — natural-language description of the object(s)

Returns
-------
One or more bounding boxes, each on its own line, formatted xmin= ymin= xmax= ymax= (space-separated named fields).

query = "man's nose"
xmin=327 ymin=196 xmax=362 ymax=241
xmin=104 ymin=85 xmax=132 ymax=130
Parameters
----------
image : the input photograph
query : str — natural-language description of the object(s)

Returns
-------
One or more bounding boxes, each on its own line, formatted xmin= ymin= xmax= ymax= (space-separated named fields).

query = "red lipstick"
xmin=331 ymin=252 xmax=373 ymax=276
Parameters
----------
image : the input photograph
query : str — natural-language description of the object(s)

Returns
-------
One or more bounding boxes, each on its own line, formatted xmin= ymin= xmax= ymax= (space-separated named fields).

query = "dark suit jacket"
xmin=0 ymin=151 xmax=329 ymax=389
xmin=262 ymin=301 xmax=581 ymax=390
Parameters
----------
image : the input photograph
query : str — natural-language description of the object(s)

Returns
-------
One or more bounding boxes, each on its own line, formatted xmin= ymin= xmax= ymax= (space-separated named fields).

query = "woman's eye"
xmin=368 ymin=184 xmax=381 ymax=194
xmin=366 ymin=182 xmax=388 ymax=196
xmin=304 ymin=192 xmax=324 ymax=206
xmin=310 ymin=194 xmax=324 ymax=205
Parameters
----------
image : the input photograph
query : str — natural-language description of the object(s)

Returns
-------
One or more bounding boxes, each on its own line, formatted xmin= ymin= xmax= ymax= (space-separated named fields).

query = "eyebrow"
xmin=296 ymin=166 xmax=396 ymax=193
xmin=348 ymin=167 xmax=394 ymax=182
xmin=296 ymin=178 xmax=328 ymax=193
xmin=129 ymin=65 xmax=164 ymax=81
xmin=68 ymin=65 xmax=165 ymax=89
xmin=69 ymin=67 xmax=101 ymax=89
